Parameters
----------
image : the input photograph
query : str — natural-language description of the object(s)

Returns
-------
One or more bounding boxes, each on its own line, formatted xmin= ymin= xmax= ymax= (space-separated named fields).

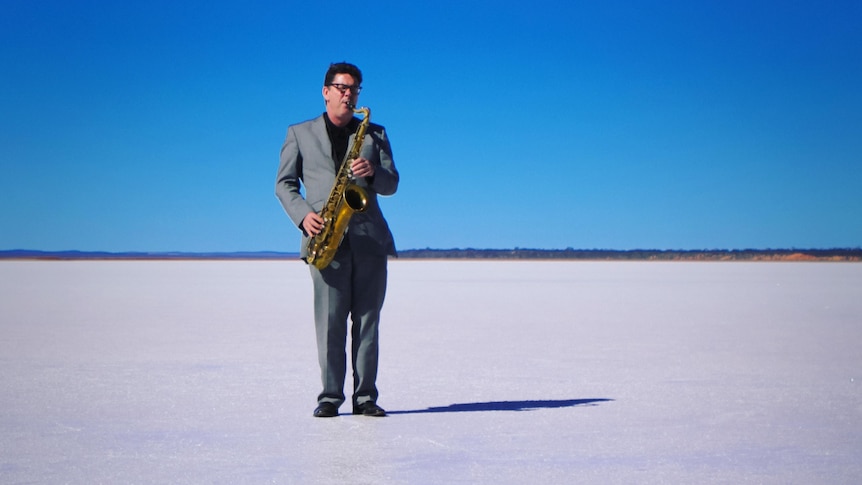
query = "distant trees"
xmin=396 ymin=248 xmax=862 ymax=261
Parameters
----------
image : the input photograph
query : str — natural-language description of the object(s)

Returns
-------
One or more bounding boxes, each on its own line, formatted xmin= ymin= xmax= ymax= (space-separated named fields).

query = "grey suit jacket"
xmin=276 ymin=114 xmax=399 ymax=260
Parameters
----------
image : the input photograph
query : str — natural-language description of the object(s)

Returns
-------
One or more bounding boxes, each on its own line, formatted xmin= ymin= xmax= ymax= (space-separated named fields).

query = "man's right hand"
xmin=302 ymin=212 xmax=325 ymax=236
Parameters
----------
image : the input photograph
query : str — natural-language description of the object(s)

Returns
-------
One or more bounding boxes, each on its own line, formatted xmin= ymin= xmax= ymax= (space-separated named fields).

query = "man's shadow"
xmin=388 ymin=398 xmax=612 ymax=415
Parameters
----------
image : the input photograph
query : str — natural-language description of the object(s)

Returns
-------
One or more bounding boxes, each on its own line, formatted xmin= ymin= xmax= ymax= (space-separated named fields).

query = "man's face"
xmin=323 ymin=73 xmax=360 ymax=123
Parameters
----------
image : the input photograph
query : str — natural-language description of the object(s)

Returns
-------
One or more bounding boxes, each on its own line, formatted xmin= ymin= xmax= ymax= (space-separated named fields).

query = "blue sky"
xmin=2 ymin=0 xmax=860 ymax=252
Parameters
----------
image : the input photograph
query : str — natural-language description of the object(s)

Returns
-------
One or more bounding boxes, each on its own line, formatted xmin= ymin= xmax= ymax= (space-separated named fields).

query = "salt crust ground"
xmin=1 ymin=260 xmax=860 ymax=484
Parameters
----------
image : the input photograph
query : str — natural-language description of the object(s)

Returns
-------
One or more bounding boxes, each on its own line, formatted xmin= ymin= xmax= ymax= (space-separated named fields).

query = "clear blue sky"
xmin=2 ymin=0 xmax=860 ymax=252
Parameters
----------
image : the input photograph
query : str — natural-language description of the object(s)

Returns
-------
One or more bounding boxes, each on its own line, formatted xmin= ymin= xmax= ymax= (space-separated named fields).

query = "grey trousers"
xmin=309 ymin=241 xmax=388 ymax=408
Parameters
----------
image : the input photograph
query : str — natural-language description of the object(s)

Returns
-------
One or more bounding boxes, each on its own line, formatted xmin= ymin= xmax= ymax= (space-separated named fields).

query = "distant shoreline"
xmin=1 ymin=248 xmax=860 ymax=262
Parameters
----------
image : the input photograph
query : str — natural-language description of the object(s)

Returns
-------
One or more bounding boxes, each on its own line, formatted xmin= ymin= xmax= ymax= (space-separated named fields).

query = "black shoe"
xmin=313 ymin=402 xmax=338 ymax=418
xmin=353 ymin=401 xmax=386 ymax=417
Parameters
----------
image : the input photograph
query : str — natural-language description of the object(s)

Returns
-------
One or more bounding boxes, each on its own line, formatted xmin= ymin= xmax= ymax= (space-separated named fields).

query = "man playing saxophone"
xmin=275 ymin=62 xmax=399 ymax=418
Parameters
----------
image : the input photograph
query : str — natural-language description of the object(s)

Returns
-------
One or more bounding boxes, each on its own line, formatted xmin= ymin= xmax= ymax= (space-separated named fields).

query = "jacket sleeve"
xmin=368 ymin=126 xmax=399 ymax=197
xmin=275 ymin=125 xmax=316 ymax=234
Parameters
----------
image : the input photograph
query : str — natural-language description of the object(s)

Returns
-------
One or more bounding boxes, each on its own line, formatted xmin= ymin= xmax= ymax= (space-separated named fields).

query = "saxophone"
xmin=305 ymin=106 xmax=371 ymax=269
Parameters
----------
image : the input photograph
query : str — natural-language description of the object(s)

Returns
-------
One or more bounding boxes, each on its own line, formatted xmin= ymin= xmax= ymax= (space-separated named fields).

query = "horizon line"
xmin=2 ymin=247 xmax=861 ymax=262
xmin=3 ymin=247 xmax=862 ymax=253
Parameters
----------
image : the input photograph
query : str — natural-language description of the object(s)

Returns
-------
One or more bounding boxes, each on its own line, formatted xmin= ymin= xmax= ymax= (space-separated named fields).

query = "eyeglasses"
xmin=328 ymin=83 xmax=362 ymax=95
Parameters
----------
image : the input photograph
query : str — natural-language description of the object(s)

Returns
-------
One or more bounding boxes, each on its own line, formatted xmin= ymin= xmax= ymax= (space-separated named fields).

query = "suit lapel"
xmin=311 ymin=115 xmax=333 ymax=167
xmin=314 ymin=114 xmax=360 ymax=171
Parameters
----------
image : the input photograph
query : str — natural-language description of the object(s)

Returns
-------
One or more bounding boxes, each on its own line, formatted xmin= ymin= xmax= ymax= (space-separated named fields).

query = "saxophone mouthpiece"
xmin=347 ymin=102 xmax=356 ymax=110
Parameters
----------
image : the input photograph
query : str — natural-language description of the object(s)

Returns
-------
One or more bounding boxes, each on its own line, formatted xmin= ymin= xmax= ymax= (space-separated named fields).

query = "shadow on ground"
xmin=389 ymin=398 xmax=613 ymax=415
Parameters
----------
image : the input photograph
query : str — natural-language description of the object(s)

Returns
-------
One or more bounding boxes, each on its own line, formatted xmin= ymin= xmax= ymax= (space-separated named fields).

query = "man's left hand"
xmin=351 ymin=158 xmax=375 ymax=178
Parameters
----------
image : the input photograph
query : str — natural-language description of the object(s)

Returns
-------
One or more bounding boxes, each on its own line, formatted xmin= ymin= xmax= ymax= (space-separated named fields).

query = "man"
xmin=275 ymin=62 xmax=399 ymax=418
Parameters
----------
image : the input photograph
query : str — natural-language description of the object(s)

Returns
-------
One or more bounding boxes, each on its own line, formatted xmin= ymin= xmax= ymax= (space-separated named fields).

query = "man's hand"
xmin=302 ymin=212 xmax=325 ymax=236
xmin=351 ymin=157 xmax=375 ymax=178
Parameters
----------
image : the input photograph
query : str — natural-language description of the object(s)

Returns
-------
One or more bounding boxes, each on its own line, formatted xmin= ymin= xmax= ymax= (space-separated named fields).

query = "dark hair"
xmin=324 ymin=62 xmax=362 ymax=86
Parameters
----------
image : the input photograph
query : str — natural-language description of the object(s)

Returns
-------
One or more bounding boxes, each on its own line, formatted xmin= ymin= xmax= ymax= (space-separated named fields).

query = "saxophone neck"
xmin=350 ymin=105 xmax=370 ymax=120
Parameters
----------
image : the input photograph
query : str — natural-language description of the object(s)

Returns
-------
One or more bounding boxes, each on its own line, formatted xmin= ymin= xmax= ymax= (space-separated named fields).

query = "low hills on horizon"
xmin=1 ymin=248 xmax=860 ymax=262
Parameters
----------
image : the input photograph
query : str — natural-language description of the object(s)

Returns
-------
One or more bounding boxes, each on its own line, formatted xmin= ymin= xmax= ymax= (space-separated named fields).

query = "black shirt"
xmin=323 ymin=112 xmax=359 ymax=167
